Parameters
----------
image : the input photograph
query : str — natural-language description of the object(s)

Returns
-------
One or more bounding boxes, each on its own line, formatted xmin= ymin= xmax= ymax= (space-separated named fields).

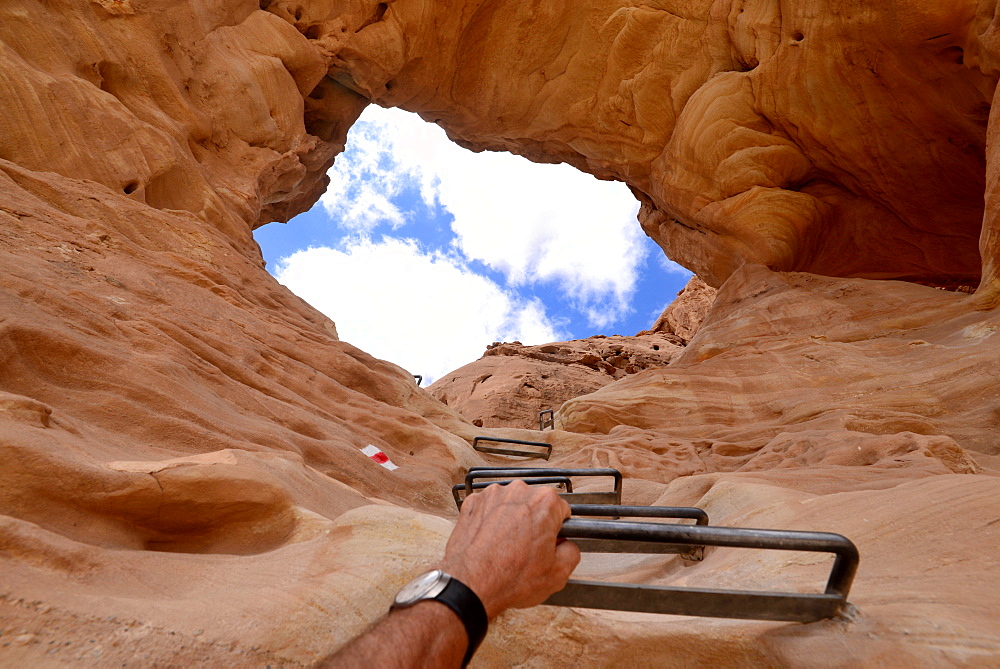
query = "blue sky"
xmin=253 ymin=106 xmax=691 ymax=384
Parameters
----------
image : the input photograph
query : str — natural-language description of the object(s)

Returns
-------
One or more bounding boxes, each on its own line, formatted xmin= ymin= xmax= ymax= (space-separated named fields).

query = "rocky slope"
xmin=2 ymin=0 xmax=1000 ymax=666
xmin=641 ymin=275 xmax=718 ymax=341
xmin=428 ymin=277 xmax=717 ymax=430
xmin=428 ymin=333 xmax=685 ymax=430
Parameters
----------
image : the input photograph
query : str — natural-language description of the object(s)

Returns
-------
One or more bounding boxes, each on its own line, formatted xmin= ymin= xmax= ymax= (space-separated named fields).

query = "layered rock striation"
xmin=1 ymin=0 xmax=1000 ymax=666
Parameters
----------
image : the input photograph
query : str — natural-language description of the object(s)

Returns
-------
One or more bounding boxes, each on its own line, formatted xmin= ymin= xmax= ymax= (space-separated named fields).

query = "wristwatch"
xmin=391 ymin=569 xmax=488 ymax=667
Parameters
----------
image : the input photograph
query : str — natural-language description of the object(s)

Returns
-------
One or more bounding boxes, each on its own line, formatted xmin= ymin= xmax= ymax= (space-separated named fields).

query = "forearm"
xmin=320 ymin=482 xmax=579 ymax=667
xmin=319 ymin=600 xmax=468 ymax=668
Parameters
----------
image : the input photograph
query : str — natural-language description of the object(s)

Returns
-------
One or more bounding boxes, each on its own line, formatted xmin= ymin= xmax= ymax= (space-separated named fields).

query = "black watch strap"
xmin=434 ymin=577 xmax=488 ymax=667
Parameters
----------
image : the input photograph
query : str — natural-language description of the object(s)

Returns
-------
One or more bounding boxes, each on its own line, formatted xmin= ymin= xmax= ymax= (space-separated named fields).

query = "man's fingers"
xmin=443 ymin=475 xmax=587 ymax=616
xmin=555 ymin=493 xmax=572 ymax=520
xmin=553 ymin=538 xmax=581 ymax=578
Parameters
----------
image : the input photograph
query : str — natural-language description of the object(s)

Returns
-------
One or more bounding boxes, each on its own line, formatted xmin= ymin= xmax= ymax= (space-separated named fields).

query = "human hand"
xmin=438 ymin=480 xmax=581 ymax=620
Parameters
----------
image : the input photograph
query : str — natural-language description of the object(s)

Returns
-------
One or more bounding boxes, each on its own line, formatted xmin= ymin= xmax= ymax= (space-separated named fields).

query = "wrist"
xmin=437 ymin=559 xmax=504 ymax=620
xmin=392 ymin=569 xmax=488 ymax=666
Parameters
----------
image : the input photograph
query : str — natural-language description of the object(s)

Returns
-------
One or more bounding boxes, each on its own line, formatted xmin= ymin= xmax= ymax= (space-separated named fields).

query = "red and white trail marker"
xmin=360 ymin=444 xmax=398 ymax=471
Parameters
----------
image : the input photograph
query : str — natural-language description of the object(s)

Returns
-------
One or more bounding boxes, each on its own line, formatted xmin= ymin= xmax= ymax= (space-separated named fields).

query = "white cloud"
xmin=321 ymin=106 xmax=649 ymax=328
xmin=320 ymin=119 xmax=424 ymax=232
xmin=274 ymin=238 xmax=565 ymax=384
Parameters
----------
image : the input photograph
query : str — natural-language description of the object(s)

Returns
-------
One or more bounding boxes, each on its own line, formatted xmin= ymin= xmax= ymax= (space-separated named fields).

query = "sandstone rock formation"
xmin=2 ymin=0 xmax=1000 ymax=666
xmin=642 ymin=275 xmax=718 ymax=342
xmin=428 ymin=276 xmax=717 ymax=430
xmin=318 ymin=0 xmax=997 ymax=290
xmin=428 ymin=333 xmax=684 ymax=430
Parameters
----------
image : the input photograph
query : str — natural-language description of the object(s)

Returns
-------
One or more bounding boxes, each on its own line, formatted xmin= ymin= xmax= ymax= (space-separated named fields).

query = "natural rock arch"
xmin=2 ymin=0 xmax=1000 ymax=665
xmin=283 ymin=0 xmax=996 ymax=292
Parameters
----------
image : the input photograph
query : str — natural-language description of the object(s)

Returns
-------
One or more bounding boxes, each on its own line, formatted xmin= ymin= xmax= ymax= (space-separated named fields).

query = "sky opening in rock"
xmin=253 ymin=106 xmax=691 ymax=383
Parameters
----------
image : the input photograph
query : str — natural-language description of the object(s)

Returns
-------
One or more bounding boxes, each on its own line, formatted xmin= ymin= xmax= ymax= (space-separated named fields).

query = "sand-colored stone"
xmin=642 ymin=275 xmax=718 ymax=342
xmin=2 ymin=0 xmax=1000 ymax=666
xmin=312 ymin=0 xmax=996 ymax=289
xmin=428 ymin=333 xmax=684 ymax=430
xmin=428 ymin=276 xmax=715 ymax=430
xmin=557 ymin=265 xmax=1000 ymax=482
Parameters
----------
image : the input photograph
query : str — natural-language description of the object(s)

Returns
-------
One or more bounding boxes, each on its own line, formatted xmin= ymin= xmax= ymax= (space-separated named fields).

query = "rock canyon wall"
xmin=2 ymin=0 xmax=1000 ymax=666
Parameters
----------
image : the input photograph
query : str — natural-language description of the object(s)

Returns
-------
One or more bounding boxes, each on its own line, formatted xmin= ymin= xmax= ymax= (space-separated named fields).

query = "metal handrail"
xmin=452 ymin=477 xmax=573 ymax=509
xmin=471 ymin=436 xmax=552 ymax=460
xmin=466 ymin=468 xmax=620 ymax=499
xmin=547 ymin=519 xmax=860 ymax=622
xmin=570 ymin=504 xmax=708 ymax=525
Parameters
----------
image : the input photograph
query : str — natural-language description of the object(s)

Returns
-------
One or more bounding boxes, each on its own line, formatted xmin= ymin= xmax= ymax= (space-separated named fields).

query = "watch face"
xmin=394 ymin=570 xmax=450 ymax=607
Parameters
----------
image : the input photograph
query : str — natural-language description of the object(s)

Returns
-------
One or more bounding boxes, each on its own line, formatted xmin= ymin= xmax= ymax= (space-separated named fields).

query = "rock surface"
xmin=1 ymin=0 xmax=1000 ymax=667
xmin=428 ymin=333 xmax=685 ymax=430
xmin=428 ymin=276 xmax=716 ymax=430
xmin=642 ymin=275 xmax=718 ymax=342
xmin=320 ymin=0 xmax=998 ymax=289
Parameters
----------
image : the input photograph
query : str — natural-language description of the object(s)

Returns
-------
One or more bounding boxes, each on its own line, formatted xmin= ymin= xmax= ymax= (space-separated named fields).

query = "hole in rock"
xmin=96 ymin=61 xmax=129 ymax=101
xmin=253 ymin=106 xmax=692 ymax=386
xmin=792 ymin=31 xmax=804 ymax=42
xmin=140 ymin=500 xmax=299 ymax=556
xmin=942 ymin=46 xmax=965 ymax=65
xmin=10 ymin=465 xmax=305 ymax=556
xmin=123 ymin=181 xmax=139 ymax=194
xmin=304 ymin=24 xmax=321 ymax=40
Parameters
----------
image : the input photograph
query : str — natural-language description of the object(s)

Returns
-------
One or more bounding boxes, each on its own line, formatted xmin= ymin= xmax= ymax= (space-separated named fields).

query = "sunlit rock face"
xmin=428 ymin=333 xmax=685 ymax=430
xmin=428 ymin=277 xmax=716 ymax=430
xmin=2 ymin=0 xmax=1000 ymax=665
xmin=0 ymin=1 xmax=484 ymax=662
xmin=0 ymin=0 xmax=362 ymax=234
xmin=304 ymin=0 xmax=996 ymax=288
xmin=641 ymin=275 xmax=718 ymax=341
xmin=974 ymin=1 xmax=1000 ymax=307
